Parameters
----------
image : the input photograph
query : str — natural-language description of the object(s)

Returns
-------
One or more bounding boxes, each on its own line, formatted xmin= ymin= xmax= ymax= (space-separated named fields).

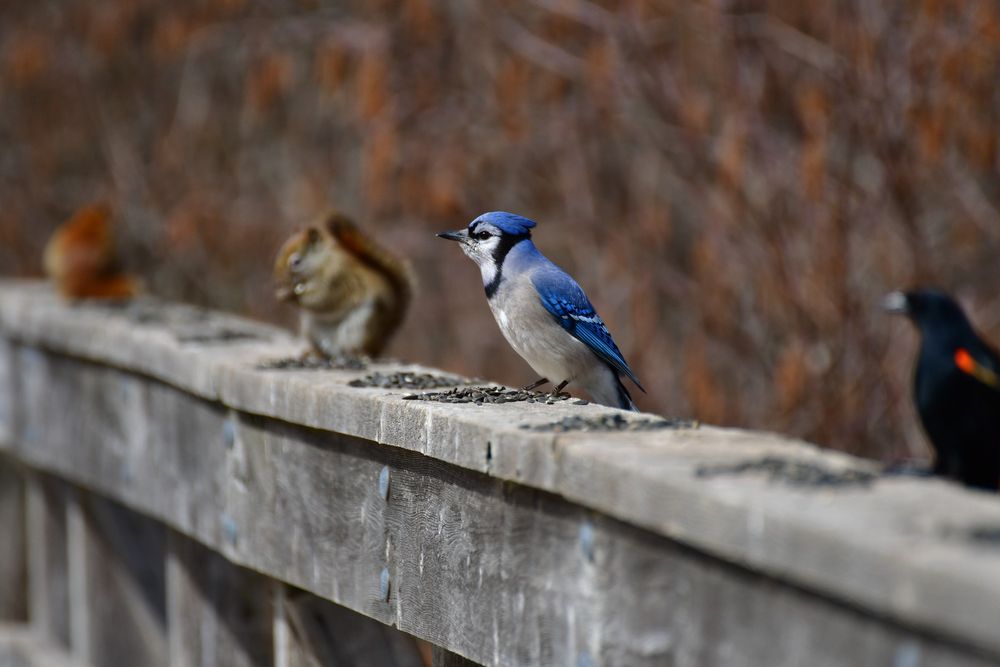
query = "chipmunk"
xmin=43 ymin=201 xmax=140 ymax=300
xmin=274 ymin=212 xmax=412 ymax=358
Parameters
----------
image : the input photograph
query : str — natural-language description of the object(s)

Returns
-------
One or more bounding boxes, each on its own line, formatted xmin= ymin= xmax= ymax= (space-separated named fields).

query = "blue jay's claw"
xmin=436 ymin=230 xmax=467 ymax=242
xmin=523 ymin=378 xmax=549 ymax=391
xmin=549 ymin=380 xmax=570 ymax=399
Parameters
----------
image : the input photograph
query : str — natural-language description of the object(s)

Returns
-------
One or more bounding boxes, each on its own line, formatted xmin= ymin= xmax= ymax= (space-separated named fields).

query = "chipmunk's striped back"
xmin=325 ymin=212 xmax=413 ymax=327
xmin=274 ymin=211 xmax=413 ymax=358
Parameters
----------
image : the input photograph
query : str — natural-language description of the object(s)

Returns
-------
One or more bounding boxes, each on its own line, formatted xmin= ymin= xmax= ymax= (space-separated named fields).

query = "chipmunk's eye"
xmin=289 ymin=252 xmax=302 ymax=269
xmin=474 ymin=231 xmax=491 ymax=241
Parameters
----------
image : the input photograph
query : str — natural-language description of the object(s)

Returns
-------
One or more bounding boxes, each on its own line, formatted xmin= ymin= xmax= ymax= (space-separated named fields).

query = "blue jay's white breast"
xmin=489 ymin=277 xmax=605 ymax=387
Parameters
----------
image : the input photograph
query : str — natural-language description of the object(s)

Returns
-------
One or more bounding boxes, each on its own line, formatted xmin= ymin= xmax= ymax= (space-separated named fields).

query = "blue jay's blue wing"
xmin=532 ymin=269 xmax=644 ymax=391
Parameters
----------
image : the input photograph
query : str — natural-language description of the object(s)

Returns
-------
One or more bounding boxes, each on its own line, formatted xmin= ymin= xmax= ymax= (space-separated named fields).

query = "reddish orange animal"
xmin=43 ymin=202 xmax=139 ymax=300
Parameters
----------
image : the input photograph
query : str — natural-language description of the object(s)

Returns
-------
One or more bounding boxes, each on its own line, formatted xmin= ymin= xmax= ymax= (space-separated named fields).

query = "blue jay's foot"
xmin=523 ymin=377 xmax=549 ymax=391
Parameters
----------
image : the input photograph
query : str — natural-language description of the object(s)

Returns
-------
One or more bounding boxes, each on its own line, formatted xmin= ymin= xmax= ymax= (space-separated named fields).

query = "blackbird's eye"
xmin=474 ymin=231 xmax=491 ymax=241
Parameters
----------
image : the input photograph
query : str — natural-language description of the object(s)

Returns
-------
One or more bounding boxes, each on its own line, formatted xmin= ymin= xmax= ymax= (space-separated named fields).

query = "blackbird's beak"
xmin=436 ymin=229 xmax=468 ymax=243
xmin=883 ymin=291 xmax=909 ymax=315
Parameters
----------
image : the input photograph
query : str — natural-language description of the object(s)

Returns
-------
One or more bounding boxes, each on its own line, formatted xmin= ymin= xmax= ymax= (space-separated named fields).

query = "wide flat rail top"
xmin=1 ymin=280 xmax=1000 ymax=662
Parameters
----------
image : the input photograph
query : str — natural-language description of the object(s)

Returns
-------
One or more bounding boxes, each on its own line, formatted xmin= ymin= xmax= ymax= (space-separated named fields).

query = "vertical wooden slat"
xmin=277 ymin=584 xmax=427 ymax=667
xmin=65 ymin=489 xmax=89 ymax=662
xmin=431 ymin=646 xmax=481 ymax=667
xmin=25 ymin=475 xmax=70 ymax=648
xmin=166 ymin=530 xmax=272 ymax=667
xmin=0 ymin=461 xmax=27 ymax=622
xmin=0 ymin=338 xmax=14 ymax=449
xmin=0 ymin=335 xmax=25 ymax=624
xmin=272 ymin=583 xmax=290 ymax=667
xmin=69 ymin=492 xmax=168 ymax=666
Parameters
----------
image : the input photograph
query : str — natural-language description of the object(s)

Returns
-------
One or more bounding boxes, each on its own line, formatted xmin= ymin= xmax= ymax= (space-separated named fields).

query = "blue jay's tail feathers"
xmin=615 ymin=375 xmax=638 ymax=411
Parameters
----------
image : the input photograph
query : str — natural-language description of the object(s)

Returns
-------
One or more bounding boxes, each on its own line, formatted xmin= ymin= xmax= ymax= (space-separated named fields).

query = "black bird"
xmin=885 ymin=289 xmax=1000 ymax=491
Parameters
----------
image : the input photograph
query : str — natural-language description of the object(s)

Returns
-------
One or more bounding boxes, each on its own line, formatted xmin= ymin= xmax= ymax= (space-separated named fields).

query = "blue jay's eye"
xmin=474 ymin=231 xmax=491 ymax=240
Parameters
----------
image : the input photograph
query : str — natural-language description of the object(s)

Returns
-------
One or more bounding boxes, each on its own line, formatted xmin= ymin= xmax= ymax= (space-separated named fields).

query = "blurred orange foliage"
xmin=3 ymin=0 xmax=1000 ymax=462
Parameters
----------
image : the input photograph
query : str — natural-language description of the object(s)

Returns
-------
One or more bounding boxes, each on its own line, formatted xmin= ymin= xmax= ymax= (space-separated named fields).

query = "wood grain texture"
xmin=209 ymin=411 xmax=1000 ymax=666
xmin=2 ymin=282 xmax=1000 ymax=664
xmin=2 ymin=353 xmax=997 ymax=664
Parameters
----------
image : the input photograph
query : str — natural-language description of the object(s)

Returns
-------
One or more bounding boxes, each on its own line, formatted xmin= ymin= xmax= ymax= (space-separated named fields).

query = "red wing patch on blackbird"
xmin=954 ymin=348 xmax=1000 ymax=389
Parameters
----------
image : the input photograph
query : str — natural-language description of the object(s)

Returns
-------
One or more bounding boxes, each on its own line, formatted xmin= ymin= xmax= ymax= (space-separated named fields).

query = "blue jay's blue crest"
xmin=470 ymin=211 xmax=536 ymax=237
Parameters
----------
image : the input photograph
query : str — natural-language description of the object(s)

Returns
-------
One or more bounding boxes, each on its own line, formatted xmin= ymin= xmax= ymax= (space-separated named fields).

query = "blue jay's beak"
xmin=436 ymin=229 xmax=467 ymax=242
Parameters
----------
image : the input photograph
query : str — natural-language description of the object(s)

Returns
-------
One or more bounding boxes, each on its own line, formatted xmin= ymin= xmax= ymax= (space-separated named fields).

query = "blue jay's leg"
xmin=550 ymin=380 xmax=569 ymax=397
xmin=523 ymin=377 xmax=549 ymax=391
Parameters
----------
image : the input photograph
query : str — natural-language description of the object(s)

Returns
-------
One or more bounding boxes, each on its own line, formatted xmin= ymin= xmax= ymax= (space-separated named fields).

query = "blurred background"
xmin=2 ymin=0 xmax=999 ymax=463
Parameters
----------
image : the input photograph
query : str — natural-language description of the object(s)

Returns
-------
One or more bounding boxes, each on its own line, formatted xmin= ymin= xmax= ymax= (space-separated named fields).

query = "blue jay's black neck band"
xmin=485 ymin=234 xmax=529 ymax=299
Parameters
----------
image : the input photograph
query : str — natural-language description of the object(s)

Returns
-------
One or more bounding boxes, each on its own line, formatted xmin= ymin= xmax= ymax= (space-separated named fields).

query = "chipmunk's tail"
xmin=324 ymin=212 xmax=415 ymax=307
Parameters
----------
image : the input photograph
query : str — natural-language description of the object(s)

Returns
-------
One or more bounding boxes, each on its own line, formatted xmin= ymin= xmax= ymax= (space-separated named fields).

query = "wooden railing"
xmin=0 ymin=280 xmax=999 ymax=666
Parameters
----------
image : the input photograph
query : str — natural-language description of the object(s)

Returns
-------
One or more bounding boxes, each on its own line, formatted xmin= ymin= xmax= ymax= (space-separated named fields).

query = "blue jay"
xmin=438 ymin=211 xmax=644 ymax=410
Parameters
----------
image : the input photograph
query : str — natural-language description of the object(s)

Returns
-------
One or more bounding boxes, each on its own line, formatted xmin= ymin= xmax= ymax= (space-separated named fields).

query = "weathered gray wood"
xmin=4 ymin=352 xmax=996 ymax=665
xmin=432 ymin=646 xmax=479 ymax=667
xmin=65 ymin=492 xmax=87 ymax=662
xmin=25 ymin=475 xmax=69 ymax=648
xmin=166 ymin=531 xmax=272 ymax=667
xmin=12 ymin=347 xmax=231 ymax=551
xmin=278 ymin=584 xmax=426 ymax=667
xmin=69 ymin=492 xmax=168 ymax=667
xmin=0 ymin=338 xmax=13 ymax=449
xmin=0 ymin=460 xmax=26 ymax=623
xmin=0 ymin=622 xmax=80 ymax=667
xmin=3 ymin=282 xmax=1000 ymax=665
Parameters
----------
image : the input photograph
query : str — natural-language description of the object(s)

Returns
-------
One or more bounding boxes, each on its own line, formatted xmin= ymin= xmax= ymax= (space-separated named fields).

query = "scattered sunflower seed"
xmin=695 ymin=456 xmax=876 ymax=487
xmin=174 ymin=327 xmax=262 ymax=344
xmin=120 ymin=299 xmax=212 ymax=326
xmin=403 ymin=386 xmax=570 ymax=404
xmin=351 ymin=371 xmax=469 ymax=390
xmin=521 ymin=413 xmax=697 ymax=432
xmin=257 ymin=355 xmax=368 ymax=371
